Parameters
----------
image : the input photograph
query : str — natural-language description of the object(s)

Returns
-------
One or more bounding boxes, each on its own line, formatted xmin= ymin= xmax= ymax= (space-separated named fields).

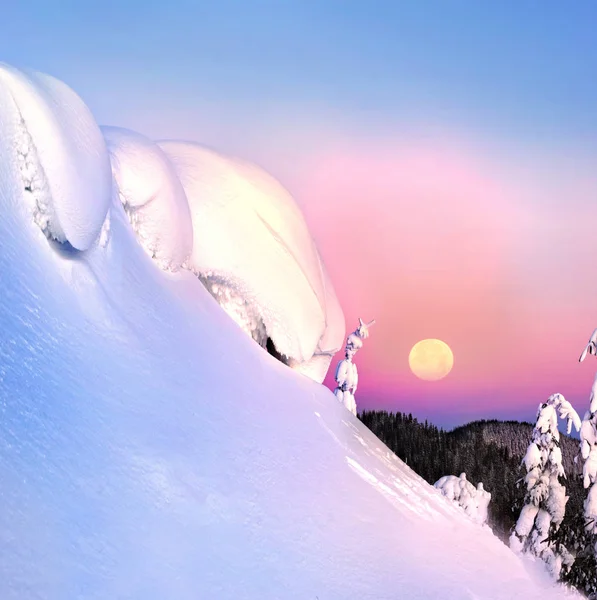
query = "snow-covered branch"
xmin=333 ymin=318 xmax=375 ymax=415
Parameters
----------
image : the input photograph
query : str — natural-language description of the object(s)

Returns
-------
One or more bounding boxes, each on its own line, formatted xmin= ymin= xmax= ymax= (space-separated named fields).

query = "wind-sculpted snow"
xmin=295 ymin=263 xmax=346 ymax=381
xmin=102 ymin=127 xmax=193 ymax=271
xmin=159 ymin=140 xmax=345 ymax=382
xmin=0 ymin=64 xmax=112 ymax=250
xmin=0 ymin=63 xmax=342 ymax=380
xmin=0 ymin=66 xmax=581 ymax=599
xmin=0 ymin=63 xmax=342 ymax=381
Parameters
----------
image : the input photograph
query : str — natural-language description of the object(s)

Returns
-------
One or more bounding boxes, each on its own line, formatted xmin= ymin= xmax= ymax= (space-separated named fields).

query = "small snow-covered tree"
xmin=509 ymin=393 xmax=581 ymax=579
xmin=333 ymin=318 xmax=375 ymax=416
xmin=434 ymin=473 xmax=491 ymax=526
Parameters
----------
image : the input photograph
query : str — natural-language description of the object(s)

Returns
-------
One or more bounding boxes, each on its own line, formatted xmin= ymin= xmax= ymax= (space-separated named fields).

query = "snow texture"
xmin=0 ymin=64 xmax=342 ymax=382
xmin=101 ymin=127 xmax=193 ymax=271
xmin=295 ymin=263 xmax=345 ymax=381
xmin=0 ymin=66 xmax=582 ymax=599
xmin=159 ymin=140 xmax=344 ymax=382
xmin=0 ymin=63 xmax=112 ymax=250
xmin=434 ymin=474 xmax=491 ymax=526
xmin=510 ymin=393 xmax=580 ymax=580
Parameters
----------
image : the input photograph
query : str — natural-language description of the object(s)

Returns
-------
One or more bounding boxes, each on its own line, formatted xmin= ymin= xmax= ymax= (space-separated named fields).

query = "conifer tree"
xmin=509 ymin=393 xmax=581 ymax=579
xmin=333 ymin=318 xmax=374 ymax=415
xmin=574 ymin=329 xmax=597 ymax=596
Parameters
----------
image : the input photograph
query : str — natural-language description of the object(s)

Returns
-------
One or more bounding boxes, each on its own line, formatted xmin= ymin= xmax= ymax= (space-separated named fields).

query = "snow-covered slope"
xmin=0 ymin=67 xmax=579 ymax=599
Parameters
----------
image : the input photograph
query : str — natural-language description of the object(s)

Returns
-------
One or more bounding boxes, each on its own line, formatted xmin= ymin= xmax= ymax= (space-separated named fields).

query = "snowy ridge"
xmin=0 ymin=65 xmax=581 ymax=599
xmin=0 ymin=64 xmax=343 ymax=383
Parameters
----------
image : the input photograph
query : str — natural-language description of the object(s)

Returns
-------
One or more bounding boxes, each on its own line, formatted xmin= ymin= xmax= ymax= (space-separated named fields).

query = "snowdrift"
xmin=0 ymin=63 xmax=343 ymax=382
xmin=159 ymin=141 xmax=344 ymax=381
xmin=0 ymin=63 xmax=112 ymax=250
xmin=0 ymin=66 xmax=579 ymax=599
xmin=101 ymin=126 xmax=193 ymax=271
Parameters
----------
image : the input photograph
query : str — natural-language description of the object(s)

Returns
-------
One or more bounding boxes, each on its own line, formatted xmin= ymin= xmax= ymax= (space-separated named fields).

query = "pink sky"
xmin=288 ymin=134 xmax=597 ymax=426
xmin=106 ymin=97 xmax=597 ymax=427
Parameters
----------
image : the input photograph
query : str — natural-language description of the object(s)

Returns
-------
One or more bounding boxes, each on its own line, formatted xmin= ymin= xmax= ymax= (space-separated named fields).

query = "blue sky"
xmin=2 ymin=1 xmax=596 ymax=144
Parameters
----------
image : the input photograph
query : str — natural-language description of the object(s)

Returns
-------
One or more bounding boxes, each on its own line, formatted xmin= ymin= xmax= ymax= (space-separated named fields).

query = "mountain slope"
xmin=450 ymin=419 xmax=581 ymax=476
xmin=0 ymin=68 xmax=581 ymax=599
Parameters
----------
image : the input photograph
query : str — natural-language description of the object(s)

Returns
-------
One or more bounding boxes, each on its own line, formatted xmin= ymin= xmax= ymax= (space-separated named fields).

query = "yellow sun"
xmin=408 ymin=339 xmax=454 ymax=381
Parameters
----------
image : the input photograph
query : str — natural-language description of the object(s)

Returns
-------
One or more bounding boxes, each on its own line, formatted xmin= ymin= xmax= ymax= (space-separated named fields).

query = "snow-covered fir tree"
xmin=579 ymin=404 xmax=597 ymax=547
xmin=510 ymin=393 xmax=581 ymax=580
xmin=579 ymin=329 xmax=597 ymax=523
xmin=573 ymin=328 xmax=597 ymax=597
xmin=333 ymin=318 xmax=375 ymax=416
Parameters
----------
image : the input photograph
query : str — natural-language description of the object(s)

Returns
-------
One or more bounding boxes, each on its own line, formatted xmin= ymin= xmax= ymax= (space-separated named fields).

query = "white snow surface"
xmin=295 ymin=263 xmax=346 ymax=381
xmin=102 ymin=126 xmax=193 ymax=271
xmin=0 ymin=69 xmax=582 ymax=599
xmin=0 ymin=64 xmax=112 ymax=249
xmin=159 ymin=140 xmax=344 ymax=381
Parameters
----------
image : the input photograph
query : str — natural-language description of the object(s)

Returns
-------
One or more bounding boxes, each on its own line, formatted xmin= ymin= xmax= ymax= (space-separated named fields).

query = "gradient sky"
xmin=3 ymin=1 xmax=597 ymax=427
